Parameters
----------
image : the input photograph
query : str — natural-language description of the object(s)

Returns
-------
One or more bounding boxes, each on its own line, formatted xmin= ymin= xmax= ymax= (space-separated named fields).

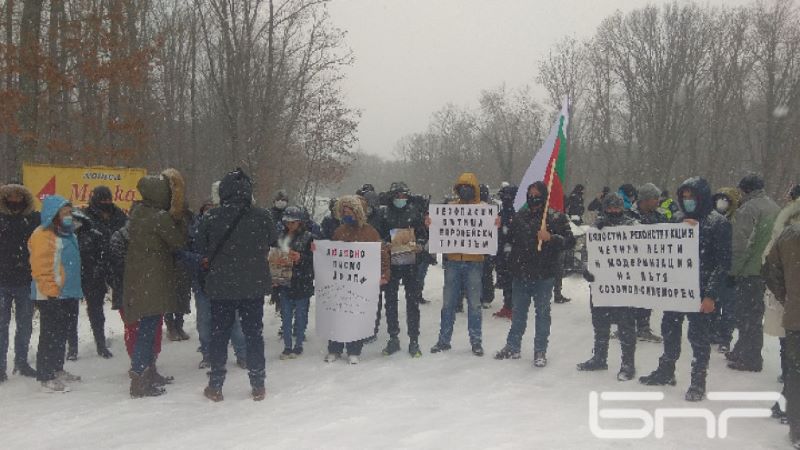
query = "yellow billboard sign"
xmin=22 ymin=163 xmax=147 ymax=212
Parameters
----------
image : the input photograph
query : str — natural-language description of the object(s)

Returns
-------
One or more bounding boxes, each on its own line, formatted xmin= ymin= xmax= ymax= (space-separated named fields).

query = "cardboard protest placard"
xmin=585 ymin=223 xmax=701 ymax=312
xmin=268 ymin=248 xmax=293 ymax=287
xmin=314 ymin=240 xmax=381 ymax=342
xmin=428 ymin=203 xmax=498 ymax=255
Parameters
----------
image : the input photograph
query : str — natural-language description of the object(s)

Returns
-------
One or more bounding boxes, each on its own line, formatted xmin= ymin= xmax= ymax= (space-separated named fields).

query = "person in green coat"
xmin=122 ymin=168 xmax=188 ymax=398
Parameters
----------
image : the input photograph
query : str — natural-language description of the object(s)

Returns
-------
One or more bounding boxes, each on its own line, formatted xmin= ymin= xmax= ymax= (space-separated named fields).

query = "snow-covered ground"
xmin=0 ymin=266 xmax=790 ymax=449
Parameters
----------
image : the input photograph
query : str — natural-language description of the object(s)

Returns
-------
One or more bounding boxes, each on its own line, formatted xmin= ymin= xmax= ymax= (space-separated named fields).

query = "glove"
xmin=596 ymin=222 xmax=606 ymax=231
xmin=583 ymin=271 xmax=596 ymax=283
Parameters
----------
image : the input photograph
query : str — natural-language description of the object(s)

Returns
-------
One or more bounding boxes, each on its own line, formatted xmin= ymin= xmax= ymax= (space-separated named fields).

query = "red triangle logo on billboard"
xmin=37 ymin=176 xmax=56 ymax=200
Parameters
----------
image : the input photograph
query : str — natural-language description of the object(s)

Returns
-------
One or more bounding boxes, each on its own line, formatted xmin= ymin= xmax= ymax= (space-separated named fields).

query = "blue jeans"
xmin=194 ymin=285 xmax=245 ymax=358
xmin=131 ymin=315 xmax=161 ymax=374
xmin=438 ymin=260 xmax=483 ymax=346
xmin=0 ymin=285 xmax=34 ymax=372
xmin=276 ymin=287 xmax=310 ymax=351
xmin=506 ymin=278 xmax=554 ymax=353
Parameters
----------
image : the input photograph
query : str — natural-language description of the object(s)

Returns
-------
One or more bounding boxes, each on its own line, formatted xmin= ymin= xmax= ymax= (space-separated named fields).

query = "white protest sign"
xmin=585 ymin=223 xmax=700 ymax=312
xmin=314 ymin=240 xmax=381 ymax=342
xmin=428 ymin=203 xmax=498 ymax=255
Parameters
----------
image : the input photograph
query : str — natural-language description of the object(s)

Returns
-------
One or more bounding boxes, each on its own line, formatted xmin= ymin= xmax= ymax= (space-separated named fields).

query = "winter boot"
xmin=176 ymin=326 xmax=190 ymax=341
xmin=66 ymin=347 xmax=78 ymax=361
xmin=13 ymin=361 xmax=37 ymax=378
xmin=577 ymin=356 xmax=608 ymax=371
xmin=151 ymin=364 xmax=174 ymax=387
xmin=129 ymin=370 xmax=165 ymax=398
xmin=252 ymin=387 xmax=266 ymax=401
xmin=430 ymin=342 xmax=452 ymax=353
xmin=773 ymin=402 xmax=788 ymax=421
xmin=495 ymin=346 xmax=521 ymax=360
xmin=0 ymin=371 xmax=6 ymax=383
xmin=236 ymin=357 xmax=248 ymax=370
xmin=493 ymin=306 xmax=513 ymax=320
xmin=553 ymin=295 xmax=571 ymax=304
xmin=324 ymin=353 xmax=340 ymax=363
xmin=727 ymin=359 xmax=763 ymax=372
xmin=639 ymin=359 xmax=676 ymax=386
xmin=617 ymin=364 xmax=636 ymax=381
xmin=636 ymin=328 xmax=663 ymax=343
xmin=382 ymin=337 xmax=401 ymax=356
xmin=685 ymin=369 xmax=707 ymax=402
xmin=166 ymin=323 xmax=182 ymax=342
xmin=41 ymin=378 xmax=70 ymax=393
xmin=56 ymin=370 xmax=81 ymax=382
xmin=348 ymin=355 xmax=360 ymax=365
xmin=533 ymin=351 xmax=547 ymax=367
xmin=203 ymin=386 xmax=224 ymax=402
xmin=409 ymin=338 xmax=422 ymax=358
xmin=472 ymin=343 xmax=485 ymax=357
xmin=96 ymin=342 xmax=113 ymax=359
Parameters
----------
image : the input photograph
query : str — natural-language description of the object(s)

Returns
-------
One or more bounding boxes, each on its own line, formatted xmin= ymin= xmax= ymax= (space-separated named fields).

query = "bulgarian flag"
xmin=513 ymin=98 xmax=570 ymax=212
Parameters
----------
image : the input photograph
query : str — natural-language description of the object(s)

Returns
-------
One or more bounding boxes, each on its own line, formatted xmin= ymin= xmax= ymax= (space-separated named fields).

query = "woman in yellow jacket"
xmin=29 ymin=195 xmax=83 ymax=393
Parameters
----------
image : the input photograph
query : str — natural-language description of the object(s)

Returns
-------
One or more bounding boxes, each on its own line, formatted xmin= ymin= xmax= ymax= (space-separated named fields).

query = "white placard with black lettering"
xmin=314 ymin=240 xmax=381 ymax=342
xmin=585 ymin=223 xmax=701 ymax=312
xmin=428 ymin=204 xmax=498 ymax=255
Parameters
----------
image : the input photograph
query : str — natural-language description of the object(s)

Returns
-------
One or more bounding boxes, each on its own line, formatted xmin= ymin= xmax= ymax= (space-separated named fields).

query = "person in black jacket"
xmin=270 ymin=189 xmax=289 ymax=229
xmin=588 ymin=186 xmax=610 ymax=212
xmin=77 ymin=186 xmax=128 ymax=358
xmin=493 ymin=184 xmax=517 ymax=320
xmin=197 ymin=169 xmax=278 ymax=402
xmin=565 ymin=184 xmax=586 ymax=222
xmin=379 ymin=181 xmax=427 ymax=357
xmin=320 ymin=198 xmax=340 ymax=240
xmin=576 ymin=193 xmax=638 ymax=381
xmin=0 ymin=184 xmax=40 ymax=380
xmin=495 ymin=181 xmax=574 ymax=367
xmin=639 ymin=177 xmax=732 ymax=402
xmin=274 ymin=207 xmax=314 ymax=360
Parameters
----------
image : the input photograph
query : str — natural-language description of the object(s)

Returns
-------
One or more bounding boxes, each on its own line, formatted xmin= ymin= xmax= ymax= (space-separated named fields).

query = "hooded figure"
xmin=565 ymin=184 xmax=586 ymax=219
xmin=123 ymin=171 xmax=187 ymax=325
xmin=618 ymin=184 xmax=638 ymax=211
xmin=271 ymin=189 xmax=290 ymax=227
xmin=494 ymin=184 xmax=518 ymax=319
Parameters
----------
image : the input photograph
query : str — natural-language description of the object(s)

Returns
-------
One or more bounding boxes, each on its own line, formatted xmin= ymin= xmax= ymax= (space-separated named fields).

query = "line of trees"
xmin=0 ymin=0 xmax=359 ymax=208
xmin=339 ymin=0 xmax=800 ymax=202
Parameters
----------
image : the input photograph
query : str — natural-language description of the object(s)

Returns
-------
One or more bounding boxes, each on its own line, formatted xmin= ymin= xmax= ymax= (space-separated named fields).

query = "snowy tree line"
xmin=0 ymin=0 xmax=358 ymax=207
xmin=339 ymin=0 xmax=800 ymax=201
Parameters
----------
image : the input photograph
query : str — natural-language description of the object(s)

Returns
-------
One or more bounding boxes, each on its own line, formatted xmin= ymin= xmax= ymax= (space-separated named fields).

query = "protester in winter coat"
xmin=275 ymin=207 xmax=314 ymax=360
xmin=0 ymin=184 xmax=40 ymax=381
xmin=587 ymin=186 xmax=610 ymax=213
xmin=762 ymin=194 xmax=800 ymax=423
xmin=728 ymin=174 xmax=780 ymax=372
xmin=565 ymin=184 xmax=586 ymax=221
xmin=639 ymin=177 xmax=732 ymax=402
xmin=197 ymin=168 xmax=277 ymax=402
xmin=763 ymin=202 xmax=800 ymax=446
xmin=709 ymin=187 xmax=742 ymax=352
xmin=659 ymin=190 xmax=679 ymax=221
xmin=618 ymin=184 xmax=638 ymax=212
xmin=493 ymin=184 xmax=517 ymax=320
xmin=577 ymin=193 xmax=638 ymax=381
xmin=495 ymin=181 xmax=574 ymax=367
xmin=379 ymin=181 xmax=427 ymax=357
xmin=321 ymin=198 xmax=340 ymax=240
xmin=123 ymin=169 xmax=188 ymax=398
xmin=74 ymin=186 xmax=128 ymax=358
xmin=193 ymin=193 xmax=247 ymax=370
xmin=325 ymin=195 xmax=390 ymax=364
xmin=108 ymin=217 xmax=172 ymax=388
xmin=428 ymin=173 xmax=489 ymax=357
xmin=408 ymin=193 xmax=435 ymax=305
xmin=270 ymin=189 xmax=289 ymax=229
xmin=65 ymin=210 xmax=102 ymax=360
xmin=29 ymin=195 xmax=83 ymax=392
xmin=629 ymin=183 xmax=666 ymax=343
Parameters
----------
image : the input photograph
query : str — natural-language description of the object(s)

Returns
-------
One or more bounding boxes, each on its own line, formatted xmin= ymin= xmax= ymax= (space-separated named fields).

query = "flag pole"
xmin=537 ymin=154 xmax=558 ymax=251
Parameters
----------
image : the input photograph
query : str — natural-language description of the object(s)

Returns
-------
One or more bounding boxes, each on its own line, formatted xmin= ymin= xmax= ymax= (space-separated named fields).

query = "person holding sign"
xmin=379 ymin=182 xmax=427 ymax=357
xmin=494 ymin=181 xmax=574 ymax=367
xmin=429 ymin=173 xmax=491 ymax=357
xmin=639 ymin=177 xmax=732 ymax=402
xmin=576 ymin=193 xmax=639 ymax=381
xmin=324 ymin=195 xmax=390 ymax=364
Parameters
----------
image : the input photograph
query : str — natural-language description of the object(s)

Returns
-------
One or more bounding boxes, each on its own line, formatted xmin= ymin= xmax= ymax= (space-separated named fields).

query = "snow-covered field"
xmin=0 ymin=266 xmax=790 ymax=449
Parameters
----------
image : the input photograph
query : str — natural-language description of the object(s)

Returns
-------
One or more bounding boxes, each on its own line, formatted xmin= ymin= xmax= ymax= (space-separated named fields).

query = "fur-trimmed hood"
xmin=0 ymin=184 xmax=35 ymax=215
xmin=161 ymin=168 xmax=185 ymax=220
xmin=335 ymin=195 xmax=368 ymax=227
xmin=763 ymin=197 xmax=800 ymax=262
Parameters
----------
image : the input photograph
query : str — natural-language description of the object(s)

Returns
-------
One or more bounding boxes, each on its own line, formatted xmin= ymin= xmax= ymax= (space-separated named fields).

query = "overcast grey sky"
xmin=327 ymin=0 xmax=753 ymax=159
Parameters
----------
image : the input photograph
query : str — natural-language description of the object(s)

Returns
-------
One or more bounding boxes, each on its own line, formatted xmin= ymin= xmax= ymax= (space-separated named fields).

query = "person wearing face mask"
xmin=639 ymin=177 xmax=732 ymax=402
xmin=29 ymin=195 xmax=84 ymax=392
xmin=379 ymin=181 xmax=427 ymax=357
xmin=271 ymin=190 xmax=290 ymax=228
xmin=71 ymin=186 xmax=128 ymax=359
xmin=709 ymin=187 xmax=741 ymax=353
xmin=727 ymin=174 xmax=780 ymax=372
xmin=577 ymin=193 xmax=639 ymax=381
xmin=430 ymin=173 xmax=490 ymax=357
xmin=0 ymin=183 xmax=40 ymax=382
xmin=324 ymin=196 xmax=390 ymax=363
xmin=493 ymin=184 xmax=518 ymax=320
xmin=495 ymin=181 xmax=574 ymax=368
